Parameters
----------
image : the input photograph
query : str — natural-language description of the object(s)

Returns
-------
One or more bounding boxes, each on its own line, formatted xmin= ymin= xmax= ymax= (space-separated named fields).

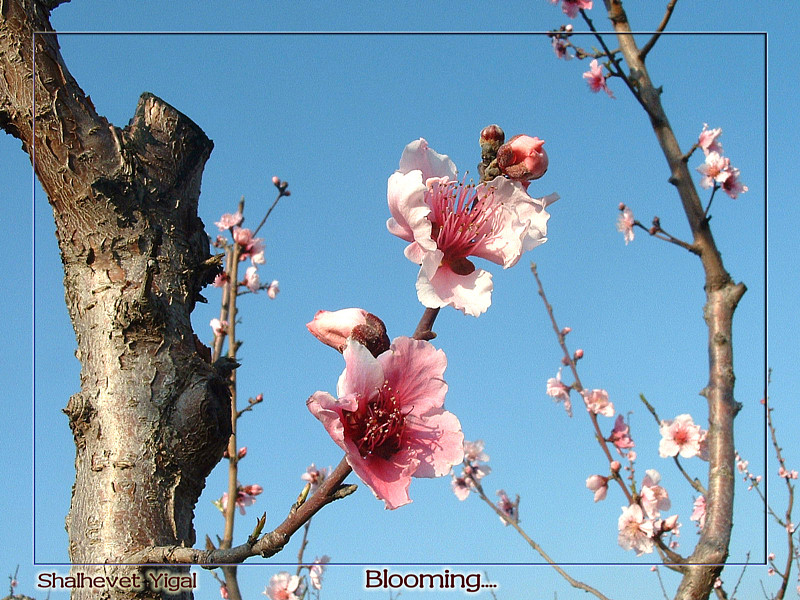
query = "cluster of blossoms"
xmin=735 ymin=451 xmax=763 ymax=491
xmin=387 ymin=138 xmax=556 ymax=317
xmin=260 ymin=556 xmax=330 ymax=600
xmin=451 ymin=440 xmax=492 ymax=501
xmin=306 ymin=309 xmax=464 ymax=509
xmin=216 ymin=483 xmax=264 ymax=516
xmin=695 ymin=124 xmax=748 ymax=199
xmin=616 ymin=469 xmax=679 ymax=555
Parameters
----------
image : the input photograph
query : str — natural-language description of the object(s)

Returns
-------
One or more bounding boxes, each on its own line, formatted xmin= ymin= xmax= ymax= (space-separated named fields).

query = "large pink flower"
xmin=617 ymin=504 xmax=655 ymax=556
xmin=307 ymin=336 xmax=464 ymax=509
xmin=387 ymin=138 xmax=556 ymax=317
xmin=659 ymin=414 xmax=703 ymax=458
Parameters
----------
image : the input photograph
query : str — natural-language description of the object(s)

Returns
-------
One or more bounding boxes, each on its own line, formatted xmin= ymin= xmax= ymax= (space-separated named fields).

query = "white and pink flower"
xmin=698 ymin=123 xmax=723 ymax=156
xmin=617 ymin=504 xmax=655 ymax=556
xmin=583 ymin=59 xmax=614 ymax=98
xmin=387 ymin=138 xmax=555 ymax=317
xmin=550 ymin=0 xmax=593 ymax=18
xmin=309 ymin=556 xmax=330 ymax=590
xmin=582 ymin=388 xmax=615 ymax=417
xmin=263 ymin=572 xmax=301 ymax=600
xmin=616 ymin=206 xmax=635 ymax=245
xmin=658 ymin=414 xmax=703 ymax=459
xmin=266 ymin=280 xmax=280 ymax=299
xmin=690 ymin=495 xmax=707 ymax=530
xmin=242 ymin=266 xmax=261 ymax=293
xmin=546 ymin=369 xmax=572 ymax=416
xmin=640 ymin=469 xmax=671 ymax=519
xmin=586 ymin=474 xmax=609 ymax=502
xmin=307 ymin=336 xmax=464 ymax=509
xmin=609 ymin=414 xmax=635 ymax=452
xmin=215 ymin=211 xmax=243 ymax=231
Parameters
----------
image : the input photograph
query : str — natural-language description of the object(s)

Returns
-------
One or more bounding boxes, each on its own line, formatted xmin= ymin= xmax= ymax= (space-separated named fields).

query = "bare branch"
xmin=639 ymin=0 xmax=679 ymax=60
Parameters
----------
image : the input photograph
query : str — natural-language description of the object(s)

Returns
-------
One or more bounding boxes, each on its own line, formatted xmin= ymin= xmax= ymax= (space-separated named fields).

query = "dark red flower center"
xmin=343 ymin=381 xmax=406 ymax=460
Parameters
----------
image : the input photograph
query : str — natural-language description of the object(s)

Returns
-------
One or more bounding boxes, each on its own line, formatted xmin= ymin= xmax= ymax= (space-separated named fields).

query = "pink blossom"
xmin=215 ymin=211 xmax=243 ymax=231
xmin=220 ymin=584 xmax=229 ymax=599
xmin=696 ymin=151 xmax=730 ymax=189
xmin=582 ymin=389 xmax=615 ymax=417
xmin=690 ymin=495 xmax=706 ymax=530
xmin=585 ymin=474 xmax=609 ymax=502
xmin=210 ymin=318 xmax=228 ymax=337
xmin=496 ymin=489 xmax=519 ymax=525
xmin=387 ymin=138 xmax=555 ymax=317
xmin=616 ymin=207 xmax=635 ymax=245
xmin=221 ymin=483 xmax=263 ymax=515
xmin=309 ymin=556 xmax=330 ymax=590
xmin=720 ymin=165 xmax=748 ymax=199
xmin=451 ymin=473 xmax=472 ymax=501
xmin=546 ymin=369 xmax=572 ymax=416
xmin=237 ymin=447 xmax=248 ymax=459
xmin=307 ymin=337 xmax=464 ymax=509
xmin=552 ymin=37 xmax=571 ymax=60
xmin=213 ymin=272 xmax=230 ymax=288
xmin=266 ymin=280 xmax=280 ymax=299
xmin=463 ymin=439 xmax=490 ymax=464
xmin=551 ymin=0 xmax=593 ymax=18
xmin=583 ymin=59 xmax=614 ymax=98
xmin=640 ymin=469 xmax=671 ymax=519
xmin=251 ymin=250 xmax=266 ymax=265
xmin=301 ymin=463 xmax=330 ymax=491
xmin=306 ymin=308 xmax=390 ymax=355
xmin=263 ymin=572 xmax=301 ymax=600
xmin=659 ymin=414 xmax=703 ymax=458
xmin=243 ymin=266 xmax=261 ymax=293
xmin=698 ymin=123 xmax=723 ymax=155
xmin=609 ymin=415 xmax=635 ymax=452
xmin=617 ymin=504 xmax=655 ymax=555
xmin=496 ymin=135 xmax=549 ymax=182
xmin=232 ymin=227 xmax=265 ymax=260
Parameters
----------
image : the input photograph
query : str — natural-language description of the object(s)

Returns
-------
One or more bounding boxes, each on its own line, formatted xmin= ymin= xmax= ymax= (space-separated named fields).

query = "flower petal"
xmin=378 ymin=337 xmax=448 ymax=414
xmin=336 ymin=340 xmax=385 ymax=399
xmin=416 ymin=261 xmax=493 ymax=317
xmin=387 ymin=170 xmax=432 ymax=244
xmin=398 ymin=138 xmax=458 ymax=181
xmin=406 ymin=409 xmax=464 ymax=478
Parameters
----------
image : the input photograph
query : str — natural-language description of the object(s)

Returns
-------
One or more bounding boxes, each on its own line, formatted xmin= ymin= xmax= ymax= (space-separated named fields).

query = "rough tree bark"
xmin=1 ymin=1 xmax=230 ymax=598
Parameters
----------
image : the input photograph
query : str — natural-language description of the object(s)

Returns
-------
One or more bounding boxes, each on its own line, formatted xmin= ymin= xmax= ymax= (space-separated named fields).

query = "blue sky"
xmin=0 ymin=2 xmax=789 ymax=599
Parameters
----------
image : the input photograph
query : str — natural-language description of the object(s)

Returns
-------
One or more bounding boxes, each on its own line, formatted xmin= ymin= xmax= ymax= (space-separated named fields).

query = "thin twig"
xmin=639 ymin=0 xmax=679 ymax=60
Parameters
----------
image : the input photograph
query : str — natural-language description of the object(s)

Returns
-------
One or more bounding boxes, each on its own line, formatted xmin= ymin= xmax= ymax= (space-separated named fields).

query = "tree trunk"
xmin=1 ymin=1 xmax=230 ymax=598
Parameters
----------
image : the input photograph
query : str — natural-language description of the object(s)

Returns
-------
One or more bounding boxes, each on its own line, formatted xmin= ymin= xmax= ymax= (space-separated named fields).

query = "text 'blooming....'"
xmin=307 ymin=335 xmax=464 ymax=509
xmin=387 ymin=138 xmax=557 ymax=317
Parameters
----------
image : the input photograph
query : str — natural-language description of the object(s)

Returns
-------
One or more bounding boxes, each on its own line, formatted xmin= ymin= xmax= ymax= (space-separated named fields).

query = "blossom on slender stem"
xmin=617 ymin=504 xmax=655 ymax=555
xmin=232 ymin=227 xmax=265 ymax=261
xmin=496 ymin=489 xmax=519 ymax=525
xmin=697 ymin=151 xmax=730 ymax=189
xmin=220 ymin=483 xmax=263 ymax=515
xmin=463 ymin=439 xmax=489 ymax=464
xmin=609 ymin=414 xmax=635 ymax=452
xmin=583 ymin=59 xmax=614 ymax=98
xmin=307 ymin=337 xmax=464 ymax=509
xmin=720 ymin=165 xmax=748 ymax=199
xmin=301 ymin=464 xmax=330 ymax=492
xmin=582 ymin=389 xmax=614 ymax=417
xmin=659 ymin=414 xmax=703 ymax=458
xmin=451 ymin=473 xmax=472 ymax=501
xmin=210 ymin=318 xmax=228 ymax=337
xmin=387 ymin=138 xmax=555 ymax=317
xmin=616 ymin=207 xmax=635 ymax=245
xmin=690 ymin=495 xmax=706 ymax=530
xmin=215 ymin=211 xmax=243 ymax=231
xmin=242 ymin=266 xmax=261 ymax=293
xmin=263 ymin=572 xmax=301 ymax=600
xmin=586 ymin=474 xmax=609 ymax=502
xmin=640 ymin=469 xmax=671 ymax=519
xmin=266 ymin=280 xmax=280 ymax=299
xmin=552 ymin=37 xmax=571 ymax=60
xmin=213 ymin=272 xmax=230 ymax=288
xmin=309 ymin=556 xmax=330 ymax=590
xmin=546 ymin=369 xmax=572 ymax=416
xmin=550 ymin=0 xmax=593 ymax=18
xmin=698 ymin=123 xmax=723 ymax=155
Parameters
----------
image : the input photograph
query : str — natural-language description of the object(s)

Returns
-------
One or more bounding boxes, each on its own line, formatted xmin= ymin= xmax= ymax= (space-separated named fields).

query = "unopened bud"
xmin=565 ymin=24 xmax=573 ymax=33
xmin=272 ymin=175 xmax=281 ymax=186
xmin=573 ymin=348 xmax=584 ymax=360
xmin=560 ymin=326 xmax=572 ymax=336
xmin=649 ymin=226 xmax=658 ymax=235
xmin=307 ymin=308 xmax=390 ymax=357
xmin=497 ymin=135 xmax=549 ymax=181
xmin=618 ymin=202 xmax=626 ymax=211
xmin=561 ymin=355 xmax=571 ymax=366
xmin=480 ymin=124 xmax=505 ymax=145
xmin=610 ymin=460 xmax=622 ymax=473
xmin=652 ymin=216 xmax=661 ymax=228
xmin=237 ymin=447 xmax=248 ymax=459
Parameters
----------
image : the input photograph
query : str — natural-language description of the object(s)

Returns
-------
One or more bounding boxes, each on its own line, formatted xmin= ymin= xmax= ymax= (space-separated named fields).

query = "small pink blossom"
xmin=307 ymin=337 xmax=464 ymax=509
xmin=617 ymin=207 xmax=635 ymax=245
xmin=213 ymin=272 xmax=230 ymax=288
xmin=551 ymin=0 xmax=593 ymax=18
xmin=463 ymin=439 xmax=489 ymax=464
xmin=697 ymin=151 xmax=730 ymax=189
xmin=617 ymin=504 xmax=655 ymax=555
xmin=237 ymin=447 xmax=248 ymax=459
xmin=215 ymin=211 xmax=243 ymax=231
xmin=496 ymin=489 xmax=519 ymax=525
xmin=659 ymin=414 xmax=703 ymax=459
xmin=779 ymin=466 xmax=799 ymax=479
xmin=586 ymin=474 xmax=609 ymax=502
xmin=768 ymin=552 xmax=775 ymax=561
xmin=266 ymin=280 xmax=280 ymax=299
xmin=210 ymin=318 xmax=228 ymax=337
xmin=243 ymin=266 xmax=261 ymax=293
xmin=552 ymin=37 xmax=571 ymax=60
xmin=583 ymin=59 xmax=614 ymax=98
xmin=496 ymin=135 xmax=549 ymax=182
xmin=306 ymin=308 xmax=390 ymax=355
xmin=309 ymin=556 xmax=330 ymax=590
xmin=221 ymin=483 xmax=263 ymax=515
xmin=690 ymin=495 xmax=706 ymax=530
xmin=698 ymin=123 xmax=723 ymax=156
xmin=609 ymin=415 xmax=635 ymax=452
xmin=546 ymin=369 xmax=572 ymax=416
xmin=232 ymin=227 xmax=265 ymax=261
xmin=220 ymin=584 xmax=229 ymax=599
xmin=582 ymin=389 xmax=615 ymax=417
xmin=251 ymin=250 xmax=266 ymax=265
xmin=387 ymin=138 xmax=556 ymax=317
xmin=301 ymin=463 xmax=330 ymax=491
xmin=640 ymin=469 xmax=671 ymax=519
xmin=263 ymin=572 xmax=301 ymax=600
xmin=720 ymin=165 xmax=748 ymax=199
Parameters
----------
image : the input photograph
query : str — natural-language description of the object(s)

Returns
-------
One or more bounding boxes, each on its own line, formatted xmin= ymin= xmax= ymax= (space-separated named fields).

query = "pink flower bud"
xmin=272 ymin=175 xmax=281 ymax=185
xmin=573 ymin=348 xmax=584 ymax=360
xmin=307 ymin=308 xmax=390 ymax=357
xmin=237 ymin=447 xmax=248 ymax=459
xmin=560 ymin=326 xmax=572 ymax=336
xmin=662 ymin=514 xmax=679 ymax=531
xmin=241 ymin=484 xmax=263 ymax=496
xmin=256 ymin=393 xmax=264 ymax=402
xmin=480 ymin=124 xmax=505 ymax=145
xmin=496 ymin=135 xmax=549 ymax=181
xmin=610 ymin=460 xmax=622 ymax=472
xmin=618 ymin=202 xmax=626 ymax=211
